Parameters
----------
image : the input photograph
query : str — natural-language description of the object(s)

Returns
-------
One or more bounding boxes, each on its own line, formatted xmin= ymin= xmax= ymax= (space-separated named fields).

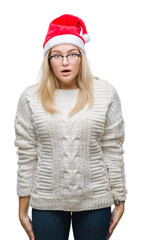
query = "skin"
xmin=49 ymin=44 xmax=81 ymax=89
xmin=108 ymin=203 xmax=125 ymax=239
xmin=19 ymin=44 xmax=125 ymax=240
xmin=19 ymin=196 xmax=35 ymax=240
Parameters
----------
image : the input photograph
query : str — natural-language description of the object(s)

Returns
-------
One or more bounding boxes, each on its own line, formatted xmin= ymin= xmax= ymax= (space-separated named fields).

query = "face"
xmin=49 ymin=44 xmax=81 ymax=89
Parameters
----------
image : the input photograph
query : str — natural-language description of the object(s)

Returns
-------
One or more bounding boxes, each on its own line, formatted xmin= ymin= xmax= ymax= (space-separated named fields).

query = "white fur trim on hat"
xmin=82 ymin=34 xmax=90 ymax=42
xmin=43 ymin=34 xmax=86 ymax=57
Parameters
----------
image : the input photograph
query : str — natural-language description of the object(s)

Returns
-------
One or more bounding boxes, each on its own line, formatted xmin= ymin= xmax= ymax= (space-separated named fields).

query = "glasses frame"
xmin=48 ymin=53 xmax=82 ymax=63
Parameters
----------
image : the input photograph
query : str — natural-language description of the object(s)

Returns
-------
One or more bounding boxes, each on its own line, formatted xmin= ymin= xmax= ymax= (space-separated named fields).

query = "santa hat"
xmin=43 ymin=14 xmax=90 ymax=57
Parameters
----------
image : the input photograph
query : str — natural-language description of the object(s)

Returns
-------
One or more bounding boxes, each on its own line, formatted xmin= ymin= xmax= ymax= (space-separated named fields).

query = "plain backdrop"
xmin=0 ymin=0 xmax=142 ymax=239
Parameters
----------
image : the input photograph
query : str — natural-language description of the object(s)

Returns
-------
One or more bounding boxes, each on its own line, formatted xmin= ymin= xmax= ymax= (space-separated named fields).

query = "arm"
xmin=18 ymin=196 xmax=35 ymax=240
xmin=14 ymin=90 xmax=37 ymax=197
xmin=108 ymin=203 xmax=125 ymax=239
xmin=101 ymin=86 xmax=128 ymax=239
xmin=14 ymin=89 xmax=37 ymax=240
xmin=19 ymin=196 xmax=30 ymax=220
xmin=101 ymin=87 xmax=127 ymax=201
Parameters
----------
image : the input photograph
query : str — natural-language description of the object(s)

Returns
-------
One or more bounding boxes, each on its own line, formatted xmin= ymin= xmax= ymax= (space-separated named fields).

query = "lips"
xmin=61 ymin=69 xmax=71 ymax=76
xmin=61 ymin=69 xmax=71 ymax=73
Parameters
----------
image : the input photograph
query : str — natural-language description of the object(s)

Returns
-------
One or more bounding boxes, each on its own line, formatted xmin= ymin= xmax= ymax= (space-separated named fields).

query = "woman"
xmin=14 ymin=14 xmax=127 ymax=240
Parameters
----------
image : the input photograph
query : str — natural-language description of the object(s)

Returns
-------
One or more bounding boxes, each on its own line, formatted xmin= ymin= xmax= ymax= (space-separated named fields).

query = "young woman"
xmin=14 ymin=14 xmax=127 ymax=240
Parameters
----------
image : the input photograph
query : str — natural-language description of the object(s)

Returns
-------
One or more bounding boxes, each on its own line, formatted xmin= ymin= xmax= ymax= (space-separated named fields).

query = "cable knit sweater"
xmin=14 ymin=78 xmax=127 ymax=211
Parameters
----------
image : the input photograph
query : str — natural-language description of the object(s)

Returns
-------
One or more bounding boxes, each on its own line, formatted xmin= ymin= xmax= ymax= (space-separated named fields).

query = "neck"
xmin=58 ymin=79 xmax=79 ymax=90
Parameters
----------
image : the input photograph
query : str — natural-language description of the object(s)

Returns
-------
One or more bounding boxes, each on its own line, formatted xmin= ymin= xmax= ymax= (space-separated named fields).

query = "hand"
xmin=19 ymin=215 xmax=35 ymax=240
xmin=108 ymin=203 xmax=125 ymax=239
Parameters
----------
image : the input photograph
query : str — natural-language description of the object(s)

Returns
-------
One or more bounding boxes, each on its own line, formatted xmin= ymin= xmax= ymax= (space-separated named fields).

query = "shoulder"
xmin=93 ymin=77 xmax=122 ymax=108
xmin=93 ymin=77 xmax=120 ymax=98
xmin=19 ymin=83 xmax=39 ymax=99
xmin=17 ymin=84 xmax=39 ymax=104
xmin=16 ymin=84 xmax=39 ymax=115
xmin=94 ymin=76 xmax=116 ymax=92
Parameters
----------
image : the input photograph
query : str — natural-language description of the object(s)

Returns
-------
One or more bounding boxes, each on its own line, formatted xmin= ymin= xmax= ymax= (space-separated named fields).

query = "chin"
xmin=59 ymin=76 xmax=75 ymax=82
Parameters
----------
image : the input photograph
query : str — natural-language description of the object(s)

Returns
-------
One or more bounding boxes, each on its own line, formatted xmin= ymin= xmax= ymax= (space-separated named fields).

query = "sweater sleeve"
xmin=14 ymin=89 xmax=37 ymax=197
xmin=101 ymin=86 xmax=128 ymax=202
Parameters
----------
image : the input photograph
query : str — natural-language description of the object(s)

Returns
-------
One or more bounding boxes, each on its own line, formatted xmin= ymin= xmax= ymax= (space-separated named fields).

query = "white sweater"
xmin=14 ymin=78 xmax=127 ymax=211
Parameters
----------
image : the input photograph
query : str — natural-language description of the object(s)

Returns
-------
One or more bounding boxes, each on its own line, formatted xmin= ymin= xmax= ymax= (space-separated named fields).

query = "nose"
xmin=62 ymin=56 xmax=69 ymax=66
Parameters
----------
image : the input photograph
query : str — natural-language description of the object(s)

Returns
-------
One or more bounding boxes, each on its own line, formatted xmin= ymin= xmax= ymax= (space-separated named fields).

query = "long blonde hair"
xmin=35 ymin=48 xmax=95 ymax=117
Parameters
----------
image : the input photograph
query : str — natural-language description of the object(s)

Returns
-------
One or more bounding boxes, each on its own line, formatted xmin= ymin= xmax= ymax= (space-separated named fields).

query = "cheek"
xmin=73 ymin=61 xmax=80 ymax=75
xmin=51 ymin=64 xmax=60 ymax=75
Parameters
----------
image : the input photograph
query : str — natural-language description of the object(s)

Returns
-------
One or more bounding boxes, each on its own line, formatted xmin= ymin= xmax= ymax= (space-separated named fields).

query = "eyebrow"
xmin=51 ymin=49 xmax=79 ymax=54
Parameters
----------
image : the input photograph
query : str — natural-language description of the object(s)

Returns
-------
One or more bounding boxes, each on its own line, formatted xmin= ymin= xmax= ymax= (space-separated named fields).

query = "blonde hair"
xmin=35 ymin=48 xmax=95 ymax=117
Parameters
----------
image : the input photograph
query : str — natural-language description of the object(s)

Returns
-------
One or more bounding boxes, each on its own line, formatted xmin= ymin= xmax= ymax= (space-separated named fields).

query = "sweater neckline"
xmin=57 ymin=88 xmax=79 ymax=96
xmin=58 ymin=88 xmax=79 ymax=92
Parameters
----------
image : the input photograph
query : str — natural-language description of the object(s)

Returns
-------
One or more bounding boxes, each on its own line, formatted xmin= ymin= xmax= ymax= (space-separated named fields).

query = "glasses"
xmin=48 ymin=53 xmax=82 ymax=64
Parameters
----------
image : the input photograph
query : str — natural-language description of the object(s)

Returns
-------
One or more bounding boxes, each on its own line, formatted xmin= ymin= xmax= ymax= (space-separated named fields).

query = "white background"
xmin=0 ymin=0 xmax=141 ymax=239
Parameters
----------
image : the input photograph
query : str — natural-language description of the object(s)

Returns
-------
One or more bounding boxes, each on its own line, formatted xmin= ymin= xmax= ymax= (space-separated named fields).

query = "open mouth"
xmin=61 ymin=70 xmax=71 ymax=73
xmin=61 ymin=69 xmax=71 ymax=76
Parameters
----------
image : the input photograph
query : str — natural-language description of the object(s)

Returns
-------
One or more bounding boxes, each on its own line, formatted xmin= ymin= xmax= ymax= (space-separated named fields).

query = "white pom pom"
xmin=82 ymin=34 xmax=90 ymax=42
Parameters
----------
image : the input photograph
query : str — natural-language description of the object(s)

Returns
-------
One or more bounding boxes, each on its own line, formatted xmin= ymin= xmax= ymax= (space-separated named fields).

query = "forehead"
xmin=51 ymin=44 xmax=79 ymax=53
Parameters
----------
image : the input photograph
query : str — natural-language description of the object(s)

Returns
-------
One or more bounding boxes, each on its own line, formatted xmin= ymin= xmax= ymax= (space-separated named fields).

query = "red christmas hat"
xmin=43 ymin=14 xmax=90 ymax=57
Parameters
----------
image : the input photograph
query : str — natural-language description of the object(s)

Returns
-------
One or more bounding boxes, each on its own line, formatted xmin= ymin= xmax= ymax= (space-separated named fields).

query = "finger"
xmin=29 ymin=231 xmax=35 ymax=240
xmin=28 ymin=216 xmax=35 ymax=239
xmin=108 ymin=220 xmax=117 ymax=239
xmin=108 ymin=210 xmax=115 ymax=239
xmin=29 ymin=226 xmax=35 ymax=240
xmin=109 ymin=222 xmax=117 ymax=232
xmin=22 ymin=217 xmax=35 ymax=240
xmin=108 ymin=227 xmax=113 ymax=239
xmin=26 ymin=228 xmax=35 ymax=240
xmin=108 ymin=232 xmax=111 ymax=239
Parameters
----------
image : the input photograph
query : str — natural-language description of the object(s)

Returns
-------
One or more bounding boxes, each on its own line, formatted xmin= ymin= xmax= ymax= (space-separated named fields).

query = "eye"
xmin=54 ymin=55 xmax=62 ymax=58
xmin=69 ymin=53 xmax=77 ymax=57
